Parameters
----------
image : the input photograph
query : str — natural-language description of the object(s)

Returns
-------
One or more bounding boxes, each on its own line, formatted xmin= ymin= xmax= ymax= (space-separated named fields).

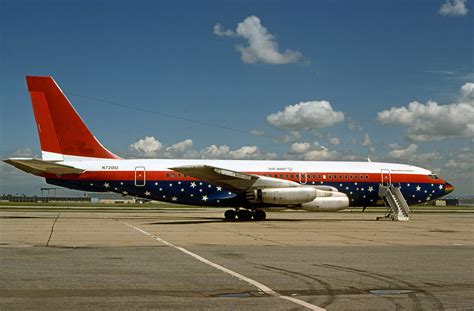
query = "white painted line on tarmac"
xmin=119 ymin=220 xmax=325 ymax=311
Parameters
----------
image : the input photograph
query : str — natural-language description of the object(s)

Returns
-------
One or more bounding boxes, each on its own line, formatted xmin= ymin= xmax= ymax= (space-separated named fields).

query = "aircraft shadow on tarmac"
xmin=145 ymin=217 xmax=375 ymax=225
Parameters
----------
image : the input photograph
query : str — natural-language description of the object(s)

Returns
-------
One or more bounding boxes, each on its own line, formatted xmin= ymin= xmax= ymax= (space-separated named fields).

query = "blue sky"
xmin=1 ymin=0 xmax=473 ymax=195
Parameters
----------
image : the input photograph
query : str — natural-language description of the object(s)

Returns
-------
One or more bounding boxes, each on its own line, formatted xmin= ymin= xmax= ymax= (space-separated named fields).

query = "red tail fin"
xmin=26 ymin=76 xmax=120 ymax=161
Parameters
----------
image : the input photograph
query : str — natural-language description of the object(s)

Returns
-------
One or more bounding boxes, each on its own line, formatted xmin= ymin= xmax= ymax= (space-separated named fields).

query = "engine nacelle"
xmin=248 ymin=187 xmax=318 ymax=205
xmin=301 ymin=191 xmax=349 ymax=212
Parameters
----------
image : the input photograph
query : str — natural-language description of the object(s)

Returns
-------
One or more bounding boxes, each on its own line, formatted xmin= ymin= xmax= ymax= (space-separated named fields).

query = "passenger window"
xmin=290 ymin=174 xmax=294 ymax=179
xmin=166 ymin=173 xmax=170 ymax=178
xmin=366 ymin=175 xmax=369 ymax=180
xmin=344 ymin=175 xmax=348 ymax=179
xmin=349 ymin=175 xmax=353 ymax=179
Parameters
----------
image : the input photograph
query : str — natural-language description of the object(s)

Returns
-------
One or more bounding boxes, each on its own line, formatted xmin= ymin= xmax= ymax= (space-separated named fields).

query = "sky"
xmin=0 ymin=0 xmax=473 ymax=195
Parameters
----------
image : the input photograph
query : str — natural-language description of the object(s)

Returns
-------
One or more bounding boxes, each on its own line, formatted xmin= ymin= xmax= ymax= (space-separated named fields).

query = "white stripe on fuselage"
xmin=52 ymin=157 xmax=432 ymax=175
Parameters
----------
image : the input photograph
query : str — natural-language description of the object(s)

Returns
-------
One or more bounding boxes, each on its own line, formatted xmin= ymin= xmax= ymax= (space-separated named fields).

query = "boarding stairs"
xmin=377 ymin=184 xmax=410 ymax=221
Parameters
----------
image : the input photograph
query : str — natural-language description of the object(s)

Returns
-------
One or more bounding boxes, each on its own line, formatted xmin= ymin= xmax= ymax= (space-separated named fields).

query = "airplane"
xmin=4 ymin=76 xmax=454 ymax=221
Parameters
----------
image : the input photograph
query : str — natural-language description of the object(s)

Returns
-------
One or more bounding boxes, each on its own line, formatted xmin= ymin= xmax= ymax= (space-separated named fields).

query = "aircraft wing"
xmin=3 ymin=158 xmax=84 ymax=176
xmin=170 ymin=164 xmax=300 ymax=191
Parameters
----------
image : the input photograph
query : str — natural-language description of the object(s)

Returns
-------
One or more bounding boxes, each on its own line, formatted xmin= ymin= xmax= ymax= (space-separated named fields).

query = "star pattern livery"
xmin=4 ymin=76 xmax=454 ymax=221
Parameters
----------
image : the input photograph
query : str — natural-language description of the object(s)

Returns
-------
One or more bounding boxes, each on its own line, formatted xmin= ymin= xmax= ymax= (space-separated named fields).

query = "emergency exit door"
xmin=135 ymin=166 xmax=146 ymax=186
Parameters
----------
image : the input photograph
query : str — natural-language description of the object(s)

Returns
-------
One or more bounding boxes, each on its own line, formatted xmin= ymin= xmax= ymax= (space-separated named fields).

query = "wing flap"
xmin=3 ymin=158 xmax=84 ymax=175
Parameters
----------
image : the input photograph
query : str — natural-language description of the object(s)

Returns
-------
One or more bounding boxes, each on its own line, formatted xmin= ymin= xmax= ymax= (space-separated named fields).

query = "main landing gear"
xmin=224 ymin=209 xmax=266 ymax=222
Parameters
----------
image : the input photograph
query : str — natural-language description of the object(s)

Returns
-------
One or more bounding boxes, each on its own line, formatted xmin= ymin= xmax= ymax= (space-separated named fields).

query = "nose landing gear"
xmin=224 ymin=209 xmax=266 ymax=221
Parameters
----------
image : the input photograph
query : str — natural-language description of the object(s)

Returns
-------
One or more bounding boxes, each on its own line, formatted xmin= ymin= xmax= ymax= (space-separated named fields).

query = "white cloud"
xmin=228 ymin=146 xmax=259 ymax=159
xmin=214 ymin=15 xmax=303 ymax=64
xmin=388 ymin=144 xmax=418 ymax=160
xmin=250 ymin=129 xmax=265 ymax=136
xmin=302 ymin=147 xmax=338 ymax=161
xmin=290 ymin=142 xmax=311 ymax=154
xmin=200 ymin=144 xmax=276 ymax=160
xmin=361 ymin=133 xmax=372 ymax=147
xmin=439 ymin=146 xmax=474 ymax=194
xmin=274 ymin=131 xmax=301 ymax=143
xmin=12 ymin=148 xmax=34 ymax=157
xmin=445 ymin=147 xmax=473 ymax=171
xmin=460 ymin=82 xmax=474 ymax=102
xmin=130 ymin=136 xmax=163 ymax=156
xmin=130 ymin=137 xmax=278 ymax=160
xmin=201 ymin=145 xmax=231 ymax=159
xmin=347 ymin=117 xmax=363 ymax=132
xmin=439 ymin=0 xmax=468 ymax=16
xmin=166 ymin=139 xmax=193 ymax=153
xmin=213 ymin=23 xmax=236 ymax=37
xmin=377 ymin=83 xmax=474 ymax=141
xmin=387 ymin=144 xmax=441 ymax=163
xmin=285 ymin=141 xmax=339 ymax=161
xmin=267 ymin=101 xmax=345 ymax=130
xmin=329 ymin=137 xmax=341 ymax=145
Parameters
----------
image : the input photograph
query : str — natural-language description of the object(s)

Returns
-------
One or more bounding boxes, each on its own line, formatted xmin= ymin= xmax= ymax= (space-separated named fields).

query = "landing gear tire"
xmin=237 ymin=209 xmax=252 ymax=221
xmin=253 ymin=210 xmax=266 ymax=221
xmin=224 ymin=209 xmax=236 ymax=221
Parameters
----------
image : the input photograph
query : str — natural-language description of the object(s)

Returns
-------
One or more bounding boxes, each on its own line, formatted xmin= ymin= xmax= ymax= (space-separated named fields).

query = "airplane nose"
xmin=445 ymin=182 xmax=454 ymax=194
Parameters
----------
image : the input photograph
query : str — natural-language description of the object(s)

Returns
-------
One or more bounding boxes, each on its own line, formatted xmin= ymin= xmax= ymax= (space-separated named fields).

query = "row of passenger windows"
xmin=166 ymin=173 xmax=187 ymax=178
xmin=259 ymin=173 xmax=370 ymax=180
xmin=165 ymin=172 xmax=370 ymax=180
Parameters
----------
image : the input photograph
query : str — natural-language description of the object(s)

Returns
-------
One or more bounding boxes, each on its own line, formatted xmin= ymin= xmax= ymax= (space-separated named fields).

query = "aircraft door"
xmin=381 ymin=169 xmax=391 ymax=186
xmin=299 ymin=172 xmax=307 ymax=184
xmin=135 ymin=166 xmax=146 ymax=186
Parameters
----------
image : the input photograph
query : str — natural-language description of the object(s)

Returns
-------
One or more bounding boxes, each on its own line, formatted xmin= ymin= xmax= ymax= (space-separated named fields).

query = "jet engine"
xmin=247 ymin=187 xmax=315 ymax=204
xmin=300 ymin=191 xmax=349 ymax=211
xmin=247 ymin=187 xmax=335 ymax=205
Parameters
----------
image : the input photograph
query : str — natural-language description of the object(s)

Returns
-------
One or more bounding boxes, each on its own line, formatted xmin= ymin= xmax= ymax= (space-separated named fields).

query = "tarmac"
xmin=0 ymin=206 xmax=473 ymax=310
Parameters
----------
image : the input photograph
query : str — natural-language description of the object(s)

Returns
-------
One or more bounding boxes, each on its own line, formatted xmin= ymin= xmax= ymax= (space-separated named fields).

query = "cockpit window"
xmin=428 ymin=174 xmax=439 ymax=180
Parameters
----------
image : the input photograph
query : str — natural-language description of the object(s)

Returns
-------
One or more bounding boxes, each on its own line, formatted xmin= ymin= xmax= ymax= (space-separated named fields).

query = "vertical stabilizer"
xmin=26 ymin=76 xmax=120 ymax=161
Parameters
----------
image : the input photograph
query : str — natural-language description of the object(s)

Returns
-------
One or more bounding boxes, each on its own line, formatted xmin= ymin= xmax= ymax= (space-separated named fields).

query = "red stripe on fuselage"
xmin=40 ymin=170 xmax=444 ymax=184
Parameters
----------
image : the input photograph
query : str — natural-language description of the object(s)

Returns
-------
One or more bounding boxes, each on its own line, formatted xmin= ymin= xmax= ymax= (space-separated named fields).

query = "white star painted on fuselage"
xmin=122 ymin=191 xmax=128 ymax=195
xmin=216 ymin=187 xmax=222 ymax=191
xmin=416 ymin=185 xmax=421 ymax=191
xmin=145 ymin=191 xmax=151 ymax=196
xmin=438 ymin=184 xmax=443 ymax=190
xmin=190 ymin=182 xmax=196 ymax=188
xmin=368 ymin=186 xmax=374 ymax=192
xmin=104 ymin=183 xmax=110 ymax=188
xmin=202 ymin=195 xmax=208 ymax=202
xmin=171 ymin=196 xmax=178 ymax=201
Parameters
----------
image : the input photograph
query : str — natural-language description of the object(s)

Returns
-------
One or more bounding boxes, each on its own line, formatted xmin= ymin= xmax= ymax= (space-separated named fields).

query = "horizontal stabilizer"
xmin=3 ymin=158 xmax=84 ymax=176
